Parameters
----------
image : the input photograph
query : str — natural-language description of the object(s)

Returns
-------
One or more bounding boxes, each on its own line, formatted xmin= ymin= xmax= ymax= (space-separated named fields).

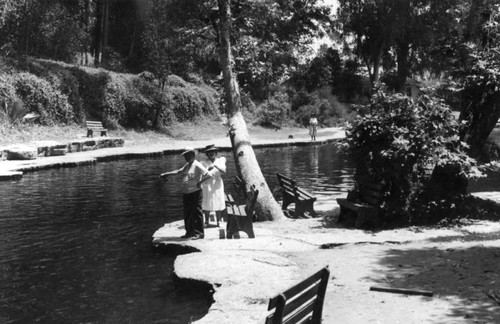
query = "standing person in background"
xmin=199 ymin=145 xmax=227 ymax=228
xmin=160 ymin=147 xmax=209 ymax=240
xmin=309 ymin=113 xmax=318 ymax=141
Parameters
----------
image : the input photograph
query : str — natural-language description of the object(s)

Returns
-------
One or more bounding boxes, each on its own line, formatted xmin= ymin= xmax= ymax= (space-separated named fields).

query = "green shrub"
xmin=14 ymin=73 xmax=74 ymax=125
xmin=293 ymin=87 xmax=351 ymax=126
xmin=254 ymin=92 xmax=291 ymax=128
xmin=240 ymin=91 xmax=257 ymax=114
xmin=15 ymin=59 xmax=219 ymax=129
xmin=0 ymin=74 xmax=18 ymax=102
xmin=165 ymin=75 xmax=188 ymax=87
xmin=166 ymin=75 xmax=219 ymax=122
xmin=344 ymin=92 xmax=476 ymax=225
xmin=28 ymin=60 xmax=85 ymax=122
xmin=125 ymin=76 xmax=174 ymax=129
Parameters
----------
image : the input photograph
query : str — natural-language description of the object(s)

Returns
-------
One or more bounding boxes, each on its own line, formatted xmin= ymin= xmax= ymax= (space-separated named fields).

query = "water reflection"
xmin=0 ymin=143 xmax=353 ymax=323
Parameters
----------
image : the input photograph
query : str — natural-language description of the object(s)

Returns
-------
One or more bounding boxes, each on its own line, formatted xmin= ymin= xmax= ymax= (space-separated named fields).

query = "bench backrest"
xmin=86 ymin=121 xmax=104 ymax=128
xmin=277 ymin=173 xmax=314 ymax=200
xmin=277 ymin=173 xmax=295 ymax=192
xmin=266 ymin=266 xmax=330 ymax=324
xmin=358 ymin=181 xmax=385 ymax=206
xmin=245 ymin=184 xmax=259 ymax=216
xmin=234 ymin=175 xmax=246 ymax=198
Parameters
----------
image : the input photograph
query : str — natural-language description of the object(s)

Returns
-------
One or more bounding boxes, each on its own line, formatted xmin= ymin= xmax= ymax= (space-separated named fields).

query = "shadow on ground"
xmin=368 ymin=244 xmax=500 ymax=322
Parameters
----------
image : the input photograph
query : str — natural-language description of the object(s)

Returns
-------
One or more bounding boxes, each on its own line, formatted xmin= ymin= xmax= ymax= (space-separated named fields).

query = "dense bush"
xmin=253 ymin=92 xmax=291 ymax=128
xmin=345 ymin=92 xmax=476 ymax=225
xmin=0 ymin=74 xmax=21 ymax=125
xmin=293 ymin=87 xmax=351 ymax=126
xmin=29 ymin=60 xmax=219 ymax=129
xmin=28 ymin=60 xmax=85 ymax=122
xmin=166 ymin=76 xmax=219 ymax=122
xmin=14 ymin=73 xmax=74 ymax=125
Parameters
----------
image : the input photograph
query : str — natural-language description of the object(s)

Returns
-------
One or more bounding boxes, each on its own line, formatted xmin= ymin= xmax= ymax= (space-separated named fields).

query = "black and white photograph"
xmin=1 ymin=0 xmax=500 ymax=323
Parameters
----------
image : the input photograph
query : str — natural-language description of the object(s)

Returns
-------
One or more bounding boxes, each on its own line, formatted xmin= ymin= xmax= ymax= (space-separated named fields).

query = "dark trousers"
xmin=183 ymin=190 xmax=204 ymax=237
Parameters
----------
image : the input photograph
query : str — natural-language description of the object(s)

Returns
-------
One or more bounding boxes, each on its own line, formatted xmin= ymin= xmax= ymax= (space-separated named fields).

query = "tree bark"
xmin=218 ymin=0 xmax=284 ymax=221
xmin=395 ymin=40 xmax=409 ymax=92
xmin=461 ymin=93 xmax=500 ymax=159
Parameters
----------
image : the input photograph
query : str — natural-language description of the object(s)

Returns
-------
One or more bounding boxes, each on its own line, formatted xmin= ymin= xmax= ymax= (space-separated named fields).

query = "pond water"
xmin=0 ymin=143 xmax=354 ymax=324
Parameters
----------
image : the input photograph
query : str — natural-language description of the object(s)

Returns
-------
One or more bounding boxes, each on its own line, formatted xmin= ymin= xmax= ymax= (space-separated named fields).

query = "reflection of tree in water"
xmin=368 ymin=235 xmax=500 ymax=322
xmin=310 ymin=145 xmax=319 ymax=176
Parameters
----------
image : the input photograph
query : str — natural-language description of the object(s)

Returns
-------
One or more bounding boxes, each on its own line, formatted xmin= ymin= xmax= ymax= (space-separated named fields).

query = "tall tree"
xmin=93 ymin=0 xmax=110 ymax=66
xmin=142 ymin=0 xmax=331 ymax=99
xmin=337 ymin=0 xmax=394 ymax=86
xmin=337 ymin=0 xmax=461 ymax=91
xmin=218 ymin=0 xmax=284 ymax=221
xmin=458 ymin=1 xmax=500 ymax=158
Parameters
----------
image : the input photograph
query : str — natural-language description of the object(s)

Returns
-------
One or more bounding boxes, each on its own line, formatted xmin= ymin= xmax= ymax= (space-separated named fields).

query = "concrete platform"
xmin=0 ymin=136 xmax=125 ymax=180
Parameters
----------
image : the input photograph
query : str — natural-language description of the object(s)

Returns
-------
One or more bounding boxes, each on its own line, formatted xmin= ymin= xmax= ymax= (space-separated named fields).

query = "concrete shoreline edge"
xmin=0 ymin=127 xmax=346 ymax=180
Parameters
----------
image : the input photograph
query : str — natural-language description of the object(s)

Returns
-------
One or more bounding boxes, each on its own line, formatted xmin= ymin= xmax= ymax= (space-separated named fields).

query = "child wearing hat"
xmin=198 ymin=145 xmax=227 ymax=228
xmin=160 ymin=147 xmax=210 ymax=239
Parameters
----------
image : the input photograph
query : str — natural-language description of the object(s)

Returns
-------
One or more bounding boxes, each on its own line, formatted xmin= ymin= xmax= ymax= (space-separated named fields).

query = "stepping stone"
xmin=5 ymin=145 xmax=37 ymax=160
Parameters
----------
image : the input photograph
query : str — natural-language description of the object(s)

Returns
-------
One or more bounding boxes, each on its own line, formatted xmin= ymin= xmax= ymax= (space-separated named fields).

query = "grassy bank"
xmin=0 ymin=118 xmax=312 ymax=148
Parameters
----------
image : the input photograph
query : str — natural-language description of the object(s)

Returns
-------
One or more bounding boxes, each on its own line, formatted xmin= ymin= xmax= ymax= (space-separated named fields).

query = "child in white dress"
xmin=199 ymin=145 xmax=227 ymax=227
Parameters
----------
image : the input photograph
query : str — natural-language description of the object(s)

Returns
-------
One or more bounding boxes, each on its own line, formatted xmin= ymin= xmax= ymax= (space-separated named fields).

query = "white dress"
xmin=201 ymin=157 xmax=226 ymax=211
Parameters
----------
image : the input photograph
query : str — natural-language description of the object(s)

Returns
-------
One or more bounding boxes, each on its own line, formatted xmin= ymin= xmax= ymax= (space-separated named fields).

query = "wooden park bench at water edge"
xmin=266 ymin=266 xmax=330 ymax=324
xmin=336 ymin=180 xmax=385 ymax=228
xmin=86 ymin=120 xmax=107 ymax=137
xmin=226 ymin=184 xmax=258 ymax=239
xmin=276 ymin=173 xmax=317 ymax=218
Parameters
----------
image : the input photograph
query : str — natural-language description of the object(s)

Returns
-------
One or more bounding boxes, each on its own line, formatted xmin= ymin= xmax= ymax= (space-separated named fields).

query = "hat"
xmin=204 ymin=144 xmax=218 ymax=153
xmin=181 ymin=147 xmax=196 ymax=156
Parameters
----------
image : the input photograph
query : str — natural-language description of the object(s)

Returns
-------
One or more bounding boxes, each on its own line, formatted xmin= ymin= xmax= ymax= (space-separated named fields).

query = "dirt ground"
xmin=289 ymin=222 xmax=500 ymax=324
xmin=154 ymin=197 xmax=500 ymax=324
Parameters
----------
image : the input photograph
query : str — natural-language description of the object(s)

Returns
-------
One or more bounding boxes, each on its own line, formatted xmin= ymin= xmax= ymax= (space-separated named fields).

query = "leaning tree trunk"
xmin=218 ymin=0 xmax=283 ymax=221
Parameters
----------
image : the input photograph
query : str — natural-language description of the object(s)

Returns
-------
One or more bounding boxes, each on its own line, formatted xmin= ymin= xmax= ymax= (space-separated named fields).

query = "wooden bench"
xmin=225 ymin=175 xmax=246 ymax=205
xmin=336 ymin=180 xmax=385 ymax=228
xmin=266 ymin=266 xmax=330 ymax=324
xmin=277 ymin=173 xmax=317 ymax=218
xmin=226 ymin=184 xmax=258 ymax=239
xmin=86 ymin=120 xmax=107 ymax=137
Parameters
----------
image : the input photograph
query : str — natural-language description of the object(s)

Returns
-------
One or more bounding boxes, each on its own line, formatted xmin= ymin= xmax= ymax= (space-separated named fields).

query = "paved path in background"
xmin=0 ymin=127 xmax=345 ymax=179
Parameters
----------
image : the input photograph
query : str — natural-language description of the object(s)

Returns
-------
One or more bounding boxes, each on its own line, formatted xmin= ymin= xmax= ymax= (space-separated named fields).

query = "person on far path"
xmin=199 ymin=145 xmax=227 ymax=228
xmin=160 ymin=147 xmax=209 ymax=240
xmin=309 ymin=113 xmax=318 ymax=141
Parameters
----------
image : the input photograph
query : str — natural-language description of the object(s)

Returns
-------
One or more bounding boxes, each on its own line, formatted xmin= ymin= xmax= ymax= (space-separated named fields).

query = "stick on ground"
xmin=370 ymin=286 xmax=434 ymax=297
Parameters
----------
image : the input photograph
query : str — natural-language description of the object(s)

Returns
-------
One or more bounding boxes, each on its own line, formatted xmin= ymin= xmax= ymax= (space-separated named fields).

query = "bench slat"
xmin=295 ymin=187 xmax=315 ymax=199
xmin=268 ymin=267 xmax=327 ymax=309
xmin=337 ymin=198 xmax=378 ymax=212
xmin=283 ymin=298 xmax=316 ymax=324
xmin=282 ymin=284 xmax=320 ymax=318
